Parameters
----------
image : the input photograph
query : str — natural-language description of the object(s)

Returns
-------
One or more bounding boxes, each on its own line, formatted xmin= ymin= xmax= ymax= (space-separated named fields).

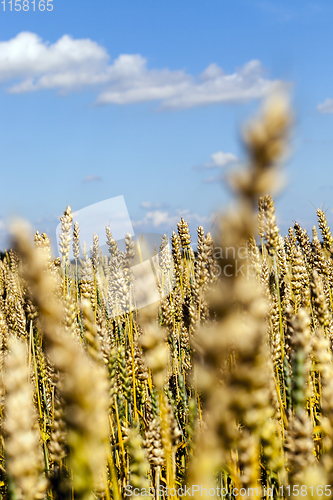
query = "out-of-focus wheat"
xmin=0 ymin=95 xmax=332 ymax=499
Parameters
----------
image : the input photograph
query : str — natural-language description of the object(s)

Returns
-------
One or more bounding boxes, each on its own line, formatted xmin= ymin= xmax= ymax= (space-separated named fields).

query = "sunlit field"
xmin=0 ymin=95 xmax=332 ymax=500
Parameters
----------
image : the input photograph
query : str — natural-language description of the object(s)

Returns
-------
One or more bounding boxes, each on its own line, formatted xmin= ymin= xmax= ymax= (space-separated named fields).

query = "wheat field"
xmin=0 ymin=94 xmax=332 ymax=500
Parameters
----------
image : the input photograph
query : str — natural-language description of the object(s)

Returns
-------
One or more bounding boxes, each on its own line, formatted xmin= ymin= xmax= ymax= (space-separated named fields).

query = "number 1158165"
xmin=1 ymin=0 xmax=53 ymax=11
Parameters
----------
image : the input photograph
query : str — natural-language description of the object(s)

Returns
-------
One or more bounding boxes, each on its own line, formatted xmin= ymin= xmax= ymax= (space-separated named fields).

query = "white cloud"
xmin=134 ymin=211 xmax=177 ymax=228
xmin=195 ymin=150 xmax=238 ymax=182
xmin=201 ymin=151 xmax=239 ymax=169
xmin=317 ymin=98 xmax=333 ymax=113
xmin=97 ymin=59 xmax=281 ymax=109
xmin=0 ymin=32 xmax=283 ymax=109
xmin=0 ymin=32 xmax=110 ymax=93
xmin=140 ymin=201 xmax=152 ymax=209
xmin=133 ymin=209 xmax=214 ymax=229
xmin=83 ymin=175 xmax=102 ymax=183
xmin=141 ymin=201 xmax=153 ymax=209
xmin=140 ymin=201 xmax=169 ymax=209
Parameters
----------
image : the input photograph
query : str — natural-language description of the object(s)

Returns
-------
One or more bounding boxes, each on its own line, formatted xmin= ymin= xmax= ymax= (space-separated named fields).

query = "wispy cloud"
xmin=197 ymin=151 xmax=239 ymax=170
xmin=255 ymin=1 xmax=295 ymax=21
xmin=202 ymin=174 xmax=223 ymax=184
xmin=83 ymin=175 xmax=102 ymax=183
xmin=97 ymin=59 xmax=281 ymax=109
xmin=195 ymin=150 xmax=238 ymax=183
xmin=0 ymin=32 xmax=283 ymax=109
xmin=140 ymin=201 xmax=169 ymax=210
xmin=134 ymin=210 xmax=177 ymax=228
xmin=133 ymin=209 xmax=215 ymax=230
xmin=255 ymin=2 xmax=332 ymax=21
xmin=317 ymin=98 xmax=333 ymax=113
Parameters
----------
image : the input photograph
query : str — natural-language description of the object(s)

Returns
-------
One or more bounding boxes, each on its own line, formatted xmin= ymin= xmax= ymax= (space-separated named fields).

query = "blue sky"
xmin=1 ymin=0 xmax=333 ymax=251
